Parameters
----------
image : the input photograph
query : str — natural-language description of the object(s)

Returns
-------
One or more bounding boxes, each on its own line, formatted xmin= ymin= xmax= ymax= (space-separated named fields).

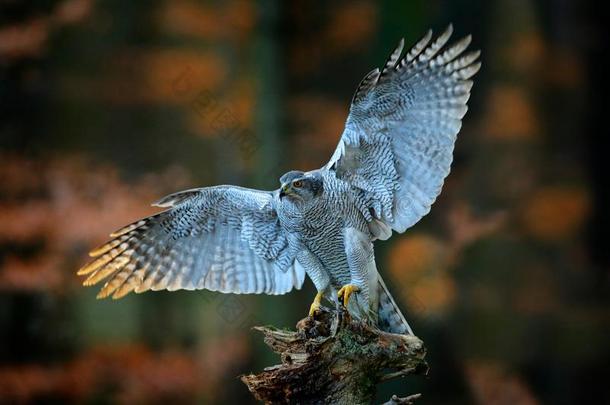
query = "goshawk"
xmin=78 ymin=25 xmax=480 ymax=335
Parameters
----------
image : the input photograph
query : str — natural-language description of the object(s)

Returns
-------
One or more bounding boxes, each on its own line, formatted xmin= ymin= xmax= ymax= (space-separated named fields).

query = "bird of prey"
xmin=78 ymin=25 xmax=480 ymax=335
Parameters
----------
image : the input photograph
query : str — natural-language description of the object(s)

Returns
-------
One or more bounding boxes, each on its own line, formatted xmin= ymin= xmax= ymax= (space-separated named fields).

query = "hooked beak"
xmin=279 ymin=184 xmax=291 ymax=199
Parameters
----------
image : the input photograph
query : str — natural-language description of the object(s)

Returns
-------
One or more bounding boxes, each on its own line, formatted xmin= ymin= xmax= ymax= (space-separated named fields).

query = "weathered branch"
xmin=381 ymin=393 xmax=423 ymax=404
xmin=241 ymin=307 xmax=428 ymax=404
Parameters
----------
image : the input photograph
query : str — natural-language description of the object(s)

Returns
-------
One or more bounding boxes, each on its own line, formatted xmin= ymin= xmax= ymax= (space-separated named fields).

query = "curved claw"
xmin=308 ymin=291 xmax=323 ymax=317
xmin=337 ymin=284 xmax=360 ymax=307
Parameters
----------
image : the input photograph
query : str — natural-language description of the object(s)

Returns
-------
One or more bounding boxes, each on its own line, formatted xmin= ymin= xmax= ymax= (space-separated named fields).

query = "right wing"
xmin=324 ymin=25 xmax=480 ymax=237
xmin=77 ymin=186 xmax=305 ymax=299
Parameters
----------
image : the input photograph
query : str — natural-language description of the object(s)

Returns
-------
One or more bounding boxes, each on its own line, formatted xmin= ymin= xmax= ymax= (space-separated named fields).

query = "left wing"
xmin=78 ymin=186 xmax=305 ymax=299
xmin=325 ymin=25 xmax=480 ymax=237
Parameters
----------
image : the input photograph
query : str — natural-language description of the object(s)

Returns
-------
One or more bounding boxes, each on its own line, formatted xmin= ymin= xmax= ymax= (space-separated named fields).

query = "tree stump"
xmin=241 ymin=307 xmax=428 ymax=404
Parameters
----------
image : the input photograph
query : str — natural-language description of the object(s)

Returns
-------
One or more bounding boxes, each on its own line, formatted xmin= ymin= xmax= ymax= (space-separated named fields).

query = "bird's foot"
xmin=308 ymin=291 xmax=323 ymax=317
xmin=337 ymin=284 xmax=360 ymax=307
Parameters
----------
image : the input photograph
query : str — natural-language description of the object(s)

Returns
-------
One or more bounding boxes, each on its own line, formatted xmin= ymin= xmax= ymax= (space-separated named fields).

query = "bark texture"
xmin=241 ymin=308 xmax=427 ymax=404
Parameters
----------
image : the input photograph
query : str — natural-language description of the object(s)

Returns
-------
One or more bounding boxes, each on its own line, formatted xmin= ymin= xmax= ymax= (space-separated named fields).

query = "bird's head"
xmin=278 ymin=171 xmax=323 ymax=203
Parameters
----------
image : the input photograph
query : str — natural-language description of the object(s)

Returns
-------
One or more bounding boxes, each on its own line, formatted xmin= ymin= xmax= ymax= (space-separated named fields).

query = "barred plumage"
xmin=327 ymin=24 xmax=480 ymax=236
xmin=79 ymin=186 xmax=305 ymax=299
xmin=79 ymin=26 xmax=480 ymax=336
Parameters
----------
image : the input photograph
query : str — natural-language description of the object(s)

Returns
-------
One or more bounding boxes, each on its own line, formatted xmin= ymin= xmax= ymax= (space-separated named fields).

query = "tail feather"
xmin=377 ymin=275 xmax=413 ymax=335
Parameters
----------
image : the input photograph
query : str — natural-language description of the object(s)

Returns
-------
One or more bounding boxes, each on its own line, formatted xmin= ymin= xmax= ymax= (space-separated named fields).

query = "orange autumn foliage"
xmin=0 ymin=0 xmax=92 ymax=61
xmin=465 ymin=362 xmax=540 ymax=405
xmin=143 ymin=50 xmax=227 ymax=102
xmin=388 ymin=235 xmax=449 ymax=283
xmin=520 ymin=186 xmax=590 ymax=241
xmin=325 ymin=2 xmax=378 ymax=52
xmin=104 ymin=49 xmax=227 ymax=105
xmin=58 ymin=49 xmax=227 ymax=105
xmin=0 ymin=154 xmax=191 ymax=292
xmin=187 ymin=79 xmax=255 ymax=139
xmin=156 ymin=0 xmax=255 ymax=42
xmin=507 ymin=33 xmax=546 ymax=74
xmin=289 ymin=95 xmax=347 ymax=168
xmin=0 ymin=346 xmax=205 ymax=403
xmin=0 ymin=336 xmax=249 ymax=403
xmin=481 ymin=85 xmax=540 ymax=140
xmin=288 ymin=2 xmax=376 ymax=76
xmin=407 ymin=274 xmax=457 ymax=316
xmin=387 ymin=235 xmax=455 ymax=315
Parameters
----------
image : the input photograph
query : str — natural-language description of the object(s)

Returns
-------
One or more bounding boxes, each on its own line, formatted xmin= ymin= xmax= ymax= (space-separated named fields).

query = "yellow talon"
xmin=337 ymin=284 xmax=360 ymax=307
xmin=308 ymin=291 xmax=323 ymax=317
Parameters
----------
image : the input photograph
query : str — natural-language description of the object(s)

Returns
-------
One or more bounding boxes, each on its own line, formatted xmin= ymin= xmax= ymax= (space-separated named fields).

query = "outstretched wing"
xmin=325 ymin=25 xmax=480 ymax=237
xmin=78 ymin=186 xmax=305 ymax=299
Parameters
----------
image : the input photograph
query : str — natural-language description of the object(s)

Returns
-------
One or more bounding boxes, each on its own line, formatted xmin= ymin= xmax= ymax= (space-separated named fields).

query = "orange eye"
xmin=292 ymin=180 xmax=303 ymax=188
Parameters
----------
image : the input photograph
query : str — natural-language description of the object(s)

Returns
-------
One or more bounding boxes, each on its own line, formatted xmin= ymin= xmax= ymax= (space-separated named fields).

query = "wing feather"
xmin=325 ymin=25 xmax=480 ymax=236
xmin=79 ymin=186 xmax=304 ymax=298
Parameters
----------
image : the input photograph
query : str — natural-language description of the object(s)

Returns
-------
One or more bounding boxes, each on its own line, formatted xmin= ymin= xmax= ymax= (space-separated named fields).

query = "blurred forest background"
xmin=1 ymin=0 xmax=608 ymax=404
